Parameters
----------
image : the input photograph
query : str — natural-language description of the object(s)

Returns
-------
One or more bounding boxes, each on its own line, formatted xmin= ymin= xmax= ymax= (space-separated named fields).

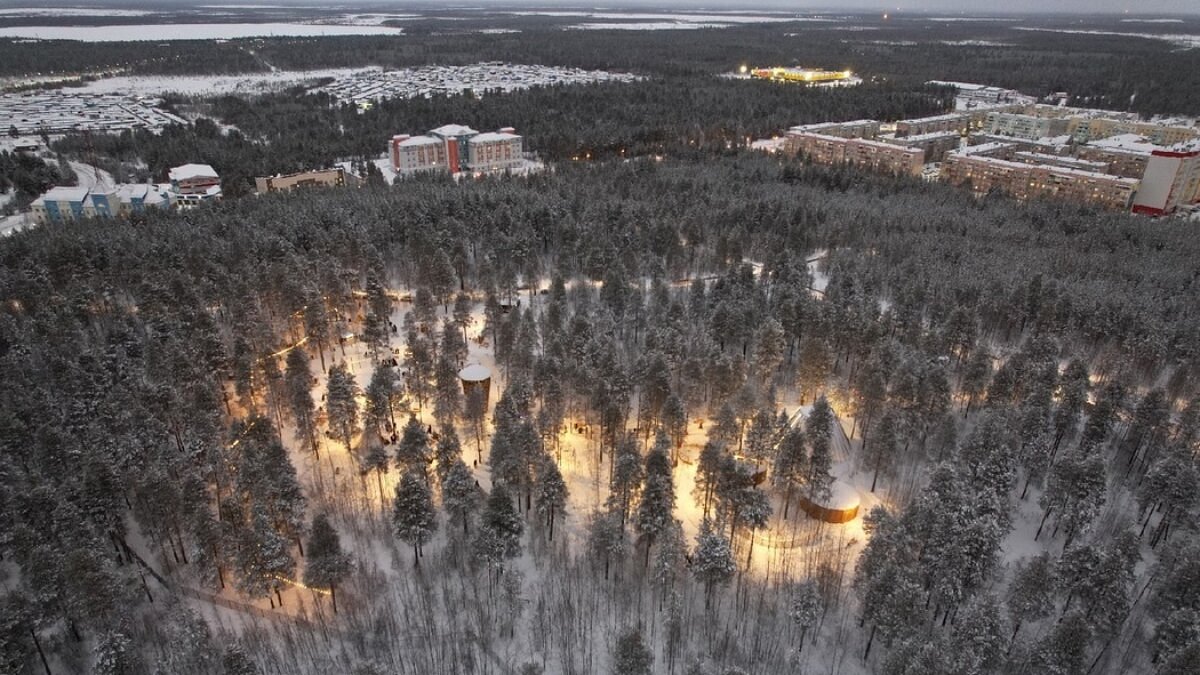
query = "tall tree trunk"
xmin=864 ymin=625 xmax=877 ymax=661
xmin=31 ymin=628 xmax=51 ymax=675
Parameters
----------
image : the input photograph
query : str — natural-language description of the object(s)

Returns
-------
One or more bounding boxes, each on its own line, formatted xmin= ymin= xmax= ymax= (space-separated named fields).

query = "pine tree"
xmin=362 ymin=439 xmax=389 ymax=503
xmin=442 ymin=459 xmax=479 ymax=536
xmin=395 ymin=414 xmax=431 ymax=477
xmin=365 ymin=363 xmax=398 ymax=433
xmin=92 ymin=631 xmax=142 ymax=675
xmin=612 ymin=628 xmax=653 ymax=675
xmin=534 ymin=455 xmax=568 ymax=541
xmin=661 ymin=392 xmax=688 ymax=460
xmin=695 ymin=440 xmax=726 ymax=518
xmin=235 ymin=507 xmax=296 ymax=608
xmin=609 ymin=433 xmax=644 ymax=527
xmin=587 ymin=508 xmax=626 ymax=580
xmin=403 ymin=325 xmax=435 ymax=409
xmin=692 ymin=520 xmax=736 ymax=609
xmin=222 ymin=643 xmax=261 ymax=675
xmin=742 ymin=408 xmax=776 ymax=465
xmin=1030 ymin=612 xmax=1092 ymax=675
xmin=325 ymin=363 xmax=360 ymax=455
xmin=764 ymin=426 xmax=801 ymax=520
xmin=304 ymin=513 xmax=352 ymax=613
xmin=865 ymin=408 xmax=897 ymax=492
xmin=1007 ymin=553 xmax=1057 ymax=644
xmin=434 ymin=353 xmax=463 ymax=427
xmin=392 ymin=470 xmax=437 ymax=566
xmin=474 ymin=483 xmax=524 ymax=567
xmin=805 ymin=397 xmax=834 ymax=503
xmin=789 ymin=580 xmax=822 ymax=652
xmin=435 ymin=425 xmax=464 ymax=485
xmin=637 ymin=431 xmax=677 ymax=567
xmin=284 ymin=348 xmax=319 ymax=458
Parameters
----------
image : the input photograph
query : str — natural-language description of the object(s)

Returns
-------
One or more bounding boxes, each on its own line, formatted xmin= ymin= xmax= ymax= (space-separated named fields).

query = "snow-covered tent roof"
xmin=820 ymin=480 xmax=861 ymax=512
xmin=458 ymin=364 xmax=491 ymax=382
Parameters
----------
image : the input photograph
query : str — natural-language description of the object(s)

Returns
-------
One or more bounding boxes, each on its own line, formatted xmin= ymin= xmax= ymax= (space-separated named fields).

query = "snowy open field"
xmin=70 ymin=68 xmax=372 ymax=96
xmin=1012 ymin=26 xmax=1200 ymax=49
xmin=317 ymin=62 xmax=640 ymax=104
xmin=0 ymin=22 xmax=405 ymax=41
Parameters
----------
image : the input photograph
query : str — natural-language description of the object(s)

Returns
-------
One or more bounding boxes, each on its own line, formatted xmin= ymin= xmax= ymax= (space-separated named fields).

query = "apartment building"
xmin=1131 ymin=144 xmax=1200 ymax=216
xmin=390 ymin=124 xmax=526 ymax=175
xmin=255 ymin=167 xmax=355 ymax=193
xmin=943 ymin=148 xmax=1139 ymax=210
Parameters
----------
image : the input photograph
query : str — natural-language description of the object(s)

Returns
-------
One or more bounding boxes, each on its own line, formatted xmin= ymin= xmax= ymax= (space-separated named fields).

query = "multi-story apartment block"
xmin=895 ymin=113 xmax=971 ymax=138
xmin=1132 ymin=144 xmax=1200 ymax=216
xmin=943 ymin=147 xmax=1139 ymax=210
xmin=985 ymin=112 xmax=1071 ymax=141
xmin=390 ymin=124 xmax=526 ymax=175
xmin=882 ymin=131 xmax=962 ymax=163
xmin=788 ymin=131 xmax=923 ymax=176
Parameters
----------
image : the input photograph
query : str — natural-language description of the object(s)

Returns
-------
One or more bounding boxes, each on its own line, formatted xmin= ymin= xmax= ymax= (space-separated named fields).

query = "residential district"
xmin=14 ymin=81 xmax=1200 ymax=229
xmin=778 ymin=82 xmax=1200 ymax=215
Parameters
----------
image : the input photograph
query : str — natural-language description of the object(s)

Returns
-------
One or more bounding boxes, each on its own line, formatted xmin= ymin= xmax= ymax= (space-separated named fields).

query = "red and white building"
xmin=1131 ymin=143 xmax=1200 ymax=216
xmin=168 ymin=163 xmax=221 ymax=206
xmin=390 ymin=124 xmax=524 ymax=175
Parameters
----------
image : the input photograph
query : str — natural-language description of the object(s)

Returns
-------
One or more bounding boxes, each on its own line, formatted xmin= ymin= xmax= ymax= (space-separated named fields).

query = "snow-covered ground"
xmin=70 ymin=68 xmax=371 ymax=96
xmin=0 ymin=212 xmax=31 ymax=237
xmin=568 ymin=22 xmax=729 ymax=31
xmin=0 ymin=22 xmax=405 ymax=41
xmin=0 ymin=7 xmax=153 ymax=16
xmin=1 ymin=91 xmax=186 ymax=136
xmin=1012 ymin=26 xmax=1200 ymax=49
xmin=317 ymin=62 xmax=639 ymax=104
xmin=68 ymin=161 xmax=115 ymax=192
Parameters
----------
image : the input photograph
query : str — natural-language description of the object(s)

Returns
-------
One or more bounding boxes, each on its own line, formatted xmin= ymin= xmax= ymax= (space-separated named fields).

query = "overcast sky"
xmin=458 ymin=0 xmax=1199 ymax=15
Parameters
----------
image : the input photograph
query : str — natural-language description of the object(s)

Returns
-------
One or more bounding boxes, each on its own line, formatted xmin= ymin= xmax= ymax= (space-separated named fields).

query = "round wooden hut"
xmin=798 ymin=480 xmax=861 ymax=524
xmin=458 ymin=363 xmax=492 ymax=408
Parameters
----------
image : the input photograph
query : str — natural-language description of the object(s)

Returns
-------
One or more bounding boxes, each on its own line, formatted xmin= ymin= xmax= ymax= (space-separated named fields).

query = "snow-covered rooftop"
xmin=1090 ymin=134 xmax=1158 ymax=155
xmin=470 ymin=131 xmax=520 ymax=143
xmin=39 ymin=186 xmax=91 ymax=202
xmin=458 ymin=363 xmax=491 ymax=382
xmin=815 ymin=480 xmax=861 ymax=512
xmin=398 ymin=135 xmax=441 ymax=147
xmin=430 ymin=124 xmax=478 ymax=138
xmin=169 ymin=163 xmax=219 ymax=181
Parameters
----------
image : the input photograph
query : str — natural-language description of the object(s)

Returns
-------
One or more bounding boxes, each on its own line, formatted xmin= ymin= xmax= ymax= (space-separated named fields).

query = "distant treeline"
xmin=3 ymin=16 xmax=1200 ymax=115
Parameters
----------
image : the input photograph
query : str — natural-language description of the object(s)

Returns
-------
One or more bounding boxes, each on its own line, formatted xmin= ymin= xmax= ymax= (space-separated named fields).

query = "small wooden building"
xmin=458 ymin=363 xmax=492 ymax=408
xmin=798 ymin=480 xmax=861 ymax=524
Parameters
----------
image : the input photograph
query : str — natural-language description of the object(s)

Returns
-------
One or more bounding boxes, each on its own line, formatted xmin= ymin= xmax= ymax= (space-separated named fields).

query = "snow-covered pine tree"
xmin=392 ymin=469 xmax=437 ymax=566
xmin=534 ymin=455 xmax=568 ymax=541
xmin=442 ymin=458 xmax=479 ymax=537
xmin=304 ymin=513 xmax=352 ymax=613
xmin=804 ymin=397 xmax=834 ymax=503
xmin=788 ymin=579 xmax=821 ymax=652
xmin=612 ymin=628 xmax=653 ymax=675
xmin=636 ymin=430 xmax=676 ymax=566
xmin=473 ymin=482 xmax=524 ymax=567
xmin=325 ymin=363 xmax=360 ymax=455
xmin=692 ymin=520 xmax=736 ymax=610
xmin=395 ymin=414 xmax=432 ymax=478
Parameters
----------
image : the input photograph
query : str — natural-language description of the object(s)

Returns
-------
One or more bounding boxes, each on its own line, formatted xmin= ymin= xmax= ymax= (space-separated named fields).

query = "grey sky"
xmin=458 ymin=1 xmax=1199 ymax=15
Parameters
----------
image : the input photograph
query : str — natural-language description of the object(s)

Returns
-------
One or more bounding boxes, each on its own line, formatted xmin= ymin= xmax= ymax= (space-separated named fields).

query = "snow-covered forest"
xmin=1 ymin=156 xmax=1199 ymax=675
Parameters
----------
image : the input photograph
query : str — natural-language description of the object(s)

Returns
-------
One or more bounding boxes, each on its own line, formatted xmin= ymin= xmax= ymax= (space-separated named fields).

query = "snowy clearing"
xmin=0 ymin=22 xmax=405 ymax=41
